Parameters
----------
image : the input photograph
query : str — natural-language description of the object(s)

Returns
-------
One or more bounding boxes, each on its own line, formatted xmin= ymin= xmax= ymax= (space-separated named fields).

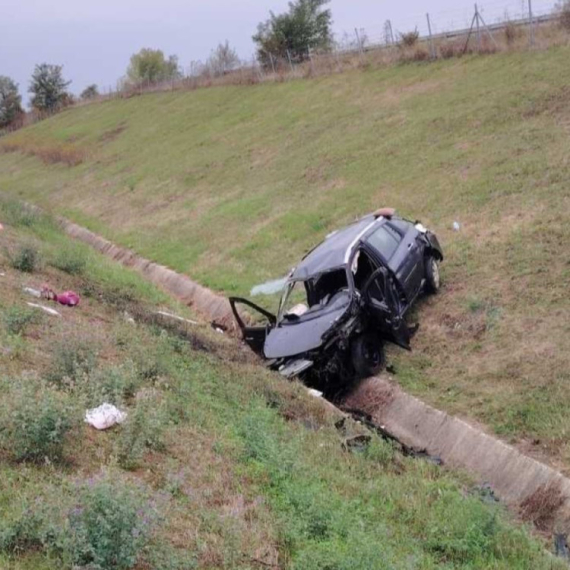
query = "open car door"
xmin=229 ymin=298 xmax=277 ymax=356
xmin=361 ymin=267 xmax=411 ymax=351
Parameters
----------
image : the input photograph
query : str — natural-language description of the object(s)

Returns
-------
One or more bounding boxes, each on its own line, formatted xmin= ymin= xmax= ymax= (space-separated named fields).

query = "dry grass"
xmin=0 ymin=139 xmax=86 ymax=167
xmin=520 ymin=482 xmax=566 ymax=531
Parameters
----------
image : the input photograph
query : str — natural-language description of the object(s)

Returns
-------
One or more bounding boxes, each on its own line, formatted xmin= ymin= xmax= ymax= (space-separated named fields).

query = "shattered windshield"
xmin=278 ymin=268 xmax=351 ymax=324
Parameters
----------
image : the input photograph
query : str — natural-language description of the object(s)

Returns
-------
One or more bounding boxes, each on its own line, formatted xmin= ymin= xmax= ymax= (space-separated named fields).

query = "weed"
xmin=399 ymin=29 xmax=420 ymax=47
xmin=51 ymin=245 xmax=87 ymax=275
xmin=0 ymin=200 xmax=41 ymax=227
xmin=520 ymin=482 xmax=565 ymax=531
xmin=2 ymin=306 xmax=39 ymax=335
xmin=8 ymin=244 xmax=41 ymax=272
xmin=0 ymin=496 xmax=63 ymax=554
xmin=440 ymin=42 xmax=460 ymax=59
xmin=84 ymin=361 xmax=141 ymax=406
xmin=46 ymin=339 xmax=97 ymax=388
xmin=504 ymin=21 xmax=519 ymax=45
xmin=559 ymin=0 xmax=570 ymax=30
xmin=68 ymin=476 xmax=160 ymax=570
xmin=117 ymin=392 xmax=168 ymax=470
xmin=0 ymin=381 xmax=79 ymax=463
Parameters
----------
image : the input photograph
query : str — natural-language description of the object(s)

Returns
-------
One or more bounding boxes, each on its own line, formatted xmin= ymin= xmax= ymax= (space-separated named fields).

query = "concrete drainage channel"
xmin=50 ymin=212 xmax=570 ymax=554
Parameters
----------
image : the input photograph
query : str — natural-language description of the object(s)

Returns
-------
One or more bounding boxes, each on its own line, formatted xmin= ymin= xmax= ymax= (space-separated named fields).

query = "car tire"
xmin=351 ymin=333 xmax=385 ymax=378
xmin=425 ymin=256 xmax=441 ymax=294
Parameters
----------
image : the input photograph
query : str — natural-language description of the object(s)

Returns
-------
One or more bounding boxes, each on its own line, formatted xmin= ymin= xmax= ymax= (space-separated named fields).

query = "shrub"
xmin=559 ymin=0 xmax=570 ymax=30
xmin=51 ymin=245 xmax=87 ymax=275
xmin=81 ymin=84 xmax=99 ymax=100
xmin=117 ymin=392 xmax=168 ymax=470
xmin=0 ymin=496 xmax=63 ymax=554
xmin=504 ymin=21 xmax=519 ymax=45
xmin=399 ymin=29 xmax=420 ymax=47
xmin=46 ymin=339 xmax=97 ymax=388
xmin=440 ymin=42 xmax=459 ymax=59
xmin=2 ymin=306 xmax=39 ymax=335
xmin=84 ymin=361 xmax=141 ymax=407
xmin=0 ymin=381 xmax=78 ymax=463
xmin=68 ymin=476 xmax=160 ymax=570
xmin=9 ymin=244 xmax=41 ymax=272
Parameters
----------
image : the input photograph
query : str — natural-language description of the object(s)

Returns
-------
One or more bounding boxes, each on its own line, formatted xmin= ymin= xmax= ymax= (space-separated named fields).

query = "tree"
xmin=0 ymin=76 xmax=23 ymax=129
xmin=29 ymin=64 xmax=71 ymax=113
xmin=126 ymin=49 xmax=181 ymax=85
xmin=81 ymin=84 xmax=99 ymax=100
xmin=206 ymin=41 xmax=241 ymax=76
xmin=253 ymin=0 xmax=332 ymax=66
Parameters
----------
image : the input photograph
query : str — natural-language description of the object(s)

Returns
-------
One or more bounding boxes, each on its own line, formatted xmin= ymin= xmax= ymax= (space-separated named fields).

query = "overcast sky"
xmin=1 ymin=0 xmax=557 ymax=103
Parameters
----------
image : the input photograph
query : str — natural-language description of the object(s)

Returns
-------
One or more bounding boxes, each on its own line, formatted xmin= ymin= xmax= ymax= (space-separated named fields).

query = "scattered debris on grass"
xmin=23 ymin=286 xmax=41 ymax=297
xmin=85 ymin=403 xmax=127 ymax=430
xmin=26 ymin=302 xmax=61 ymax=317
xmin=41 ymin=286 xmax=80 ymax=306
xmin=155 ymin=310 xmax=198 ymax=325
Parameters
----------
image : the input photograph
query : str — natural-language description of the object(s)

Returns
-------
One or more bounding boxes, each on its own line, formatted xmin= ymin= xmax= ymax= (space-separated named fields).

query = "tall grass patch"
xmin=0 ymin=380 xmax=80 ymax=463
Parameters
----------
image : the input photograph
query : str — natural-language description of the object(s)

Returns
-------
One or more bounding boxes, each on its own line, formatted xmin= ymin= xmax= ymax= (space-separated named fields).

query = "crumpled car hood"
xmin=264 ymin=306 xmax=349 ymax=359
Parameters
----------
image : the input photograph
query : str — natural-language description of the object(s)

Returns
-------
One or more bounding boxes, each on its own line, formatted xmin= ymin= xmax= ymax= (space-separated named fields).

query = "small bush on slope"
xmin=0 ymin=380 xmax=79 ymax=463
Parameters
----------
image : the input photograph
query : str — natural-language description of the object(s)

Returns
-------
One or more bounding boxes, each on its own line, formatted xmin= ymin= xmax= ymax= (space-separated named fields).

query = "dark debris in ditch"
xmin=336 ymin=411 xmax=443 ymax=465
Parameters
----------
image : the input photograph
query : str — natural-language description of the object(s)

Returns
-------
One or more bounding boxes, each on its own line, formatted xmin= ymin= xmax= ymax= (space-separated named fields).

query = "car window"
xmin=389 ymin=219 xmax=412 ymax=235
xmin=366 ymin=225 xmax=401 ymax=261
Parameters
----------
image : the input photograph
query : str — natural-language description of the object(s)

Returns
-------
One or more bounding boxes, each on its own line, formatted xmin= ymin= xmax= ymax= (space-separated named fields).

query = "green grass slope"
xmin=1 ymin=47 xmax=569 ymax=468
xmin=0 ymin=201 xmax=562 ymax=569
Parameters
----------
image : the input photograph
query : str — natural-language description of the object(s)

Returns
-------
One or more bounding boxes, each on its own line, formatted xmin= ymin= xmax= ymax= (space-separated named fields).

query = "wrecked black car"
xmin=230 ymin=209 xmax=443 ymax=384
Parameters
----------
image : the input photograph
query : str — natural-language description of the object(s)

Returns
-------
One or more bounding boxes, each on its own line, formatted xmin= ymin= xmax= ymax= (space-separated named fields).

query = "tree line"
xmin=0 ymin=0 xmax=332 ymax=130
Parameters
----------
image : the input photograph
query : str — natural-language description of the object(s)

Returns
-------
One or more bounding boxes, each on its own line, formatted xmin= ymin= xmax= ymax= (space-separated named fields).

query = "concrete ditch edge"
xmin=51 ymin=211 xmax=570 ymax=537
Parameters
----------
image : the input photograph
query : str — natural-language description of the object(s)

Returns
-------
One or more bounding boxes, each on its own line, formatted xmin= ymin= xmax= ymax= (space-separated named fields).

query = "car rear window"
xmin=366 ymin=225 xmax=401 ymax=260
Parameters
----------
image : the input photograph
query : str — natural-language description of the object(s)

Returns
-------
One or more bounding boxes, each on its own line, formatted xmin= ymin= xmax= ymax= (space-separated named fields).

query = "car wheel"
xmin=351 ymin=333 xmax=385 ymax=378
xmin=425 ymin=256 xmax=441 ymax=294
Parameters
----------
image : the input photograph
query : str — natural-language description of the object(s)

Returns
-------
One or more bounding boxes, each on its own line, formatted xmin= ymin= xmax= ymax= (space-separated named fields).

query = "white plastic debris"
xmin=155 ymin=311 xmax=198 ymax=325
xmin=26 ymin=302 xmax=61 ymax=317
xmin=23 ymin=287 xmax=41 ymax=298
xmin=123 ymin=311 xmax=136 ymax=325
xmin=453 ymin=221 xmax=461 ymax=232
xmin=85 ymin=403 xmax=127 ymax=430
xmin=307 ymin=388 xmax=323 ymax=399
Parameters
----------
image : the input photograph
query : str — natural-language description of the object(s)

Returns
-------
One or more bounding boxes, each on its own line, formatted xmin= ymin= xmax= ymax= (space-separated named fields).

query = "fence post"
xmin=477 ymin=11 xmax=499 ymax=49
xmin=268 ymin=52 xmax=276 ymax=74
xmin=426 ymin=13 xmax=436 ymax=59
xmin=355 ymin=28 xmax=364 ymax=61
xmin=462 ymin=9 xmax=478 ymax=54
xmin=286 ymin=50 xmax=294 ymax=72
xmin=475 ymin=4 xmax=482 ymax=51
xmin=528 ymin=0 xmax=535 ymax=47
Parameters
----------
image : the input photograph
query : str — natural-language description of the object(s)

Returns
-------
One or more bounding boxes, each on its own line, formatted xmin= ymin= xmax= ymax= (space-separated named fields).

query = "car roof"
xmin=291 ymin=215 xmax=381 ymax=280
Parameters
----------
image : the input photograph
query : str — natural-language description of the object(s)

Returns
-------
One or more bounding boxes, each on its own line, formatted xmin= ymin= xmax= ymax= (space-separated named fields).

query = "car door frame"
xmin=359 ymin=265 xmax=412 ymax=351
xmin=229 ymin=297 xmax=277 ymax=356
xmin=386 ymin=221 xmax=425 ymax=306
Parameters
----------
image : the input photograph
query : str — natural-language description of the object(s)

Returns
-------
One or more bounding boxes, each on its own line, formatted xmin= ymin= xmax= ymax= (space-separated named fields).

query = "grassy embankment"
xmin=0 ymin=200 xmax=563 ymax=569
xmin=0 ymin=46 xmax=569 ymax=469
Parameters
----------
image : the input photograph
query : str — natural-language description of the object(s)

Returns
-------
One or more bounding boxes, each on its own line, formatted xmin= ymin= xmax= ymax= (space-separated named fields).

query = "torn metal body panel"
xmin=229 ymin=211 xmax=443 ymax=385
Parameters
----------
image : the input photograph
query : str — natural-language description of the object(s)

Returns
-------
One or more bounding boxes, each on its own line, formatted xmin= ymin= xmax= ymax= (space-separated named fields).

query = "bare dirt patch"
xmin=98 ymin=123 xmax=128 ymax=144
